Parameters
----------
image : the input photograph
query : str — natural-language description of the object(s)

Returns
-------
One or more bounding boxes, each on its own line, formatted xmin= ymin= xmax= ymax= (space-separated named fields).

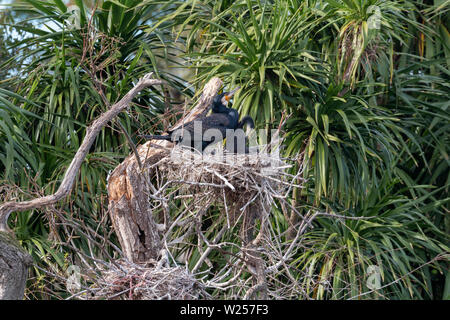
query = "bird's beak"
xmin=224 ymin=86 xmax=241 ymax=102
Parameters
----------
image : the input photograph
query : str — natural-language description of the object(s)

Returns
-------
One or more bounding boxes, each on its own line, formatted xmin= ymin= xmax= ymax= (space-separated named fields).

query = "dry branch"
xmin=106 ymin=77 xmax=223 ymax=263
xmin=0 ymin=72 xmax=164 ymax=232
xmin=1 ymin=72 xmax=312 ymax=300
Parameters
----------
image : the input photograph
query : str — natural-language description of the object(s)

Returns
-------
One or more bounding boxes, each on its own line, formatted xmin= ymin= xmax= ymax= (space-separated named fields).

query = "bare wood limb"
xmin=0 ymin=72 xmax=163 ymax=232
xmin=106 ymin=77 xmax=223 ymax=263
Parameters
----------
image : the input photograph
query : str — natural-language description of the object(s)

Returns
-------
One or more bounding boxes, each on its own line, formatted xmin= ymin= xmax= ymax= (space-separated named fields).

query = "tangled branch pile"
xmin=93 ymin=260 xmax=209 ymax=300
xmin=124 ymin=140 xmax=311 ymax=299
xmin=76 ymin=139 xmax=311 ymax=300
xmin=152 ymin=142 xmax=293 ymax=226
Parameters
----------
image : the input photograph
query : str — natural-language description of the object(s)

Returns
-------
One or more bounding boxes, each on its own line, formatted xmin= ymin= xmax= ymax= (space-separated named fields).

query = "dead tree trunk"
xmin=0 ymin=232 xmax=33 ymax=300
xmin=106 ymin=77 xmax=223 ymax=264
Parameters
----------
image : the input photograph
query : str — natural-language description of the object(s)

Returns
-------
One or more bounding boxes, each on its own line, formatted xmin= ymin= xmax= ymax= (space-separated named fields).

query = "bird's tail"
xmin=238 ymin=116 xmax=255 ymax=129
xmin=140 ymin=134 xmax=172 ymax=141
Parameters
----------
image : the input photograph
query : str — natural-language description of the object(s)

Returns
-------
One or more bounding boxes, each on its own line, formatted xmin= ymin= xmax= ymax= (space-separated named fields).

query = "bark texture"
xmin=0 ymin=232 xmax=33 ymax=300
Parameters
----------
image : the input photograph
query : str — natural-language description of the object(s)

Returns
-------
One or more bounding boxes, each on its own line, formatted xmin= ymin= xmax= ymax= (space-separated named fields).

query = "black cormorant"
xmin=141 ymin=88 xmax=250 ymax=151
xmin=237 ymin=116 xmax=255 ymax=130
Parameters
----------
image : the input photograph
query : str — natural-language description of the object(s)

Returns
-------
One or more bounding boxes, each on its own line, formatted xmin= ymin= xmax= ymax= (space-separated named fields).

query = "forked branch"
xmin=0 ymin=73 xmax=164 ymax=232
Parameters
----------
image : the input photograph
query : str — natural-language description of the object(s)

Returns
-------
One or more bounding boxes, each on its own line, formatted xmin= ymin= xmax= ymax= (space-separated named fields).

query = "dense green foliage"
xmin=0 ymin=0 xmax=448 ymax=299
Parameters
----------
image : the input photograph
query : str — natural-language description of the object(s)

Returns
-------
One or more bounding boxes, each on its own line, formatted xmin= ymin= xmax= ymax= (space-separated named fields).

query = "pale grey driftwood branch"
xmin=0 ymin=73 xmax=163 ymax=232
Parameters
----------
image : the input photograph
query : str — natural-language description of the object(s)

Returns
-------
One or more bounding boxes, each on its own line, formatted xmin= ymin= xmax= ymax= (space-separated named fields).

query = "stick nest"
xmin=152 ymin=144 xmax=292 ymax=214
xmin=93 ymin=259 xmax=209 ymax=300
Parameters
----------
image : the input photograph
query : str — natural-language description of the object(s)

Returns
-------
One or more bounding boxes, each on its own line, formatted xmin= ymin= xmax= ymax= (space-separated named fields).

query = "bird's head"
xmin=212 ymin=87 xmax=240 ymax=112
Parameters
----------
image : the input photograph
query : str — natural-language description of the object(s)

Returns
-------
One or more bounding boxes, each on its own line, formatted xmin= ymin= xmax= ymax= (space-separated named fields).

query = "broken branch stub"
xmin=106 ymin=77 xmax=223 ymax=264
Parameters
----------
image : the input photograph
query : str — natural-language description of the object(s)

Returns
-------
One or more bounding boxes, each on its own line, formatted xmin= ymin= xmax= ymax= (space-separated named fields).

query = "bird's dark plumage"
xmin=141 ymin=88 xmax=255 ymax=152
xmin=237 ymin=115 xmax=255 ymax=129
